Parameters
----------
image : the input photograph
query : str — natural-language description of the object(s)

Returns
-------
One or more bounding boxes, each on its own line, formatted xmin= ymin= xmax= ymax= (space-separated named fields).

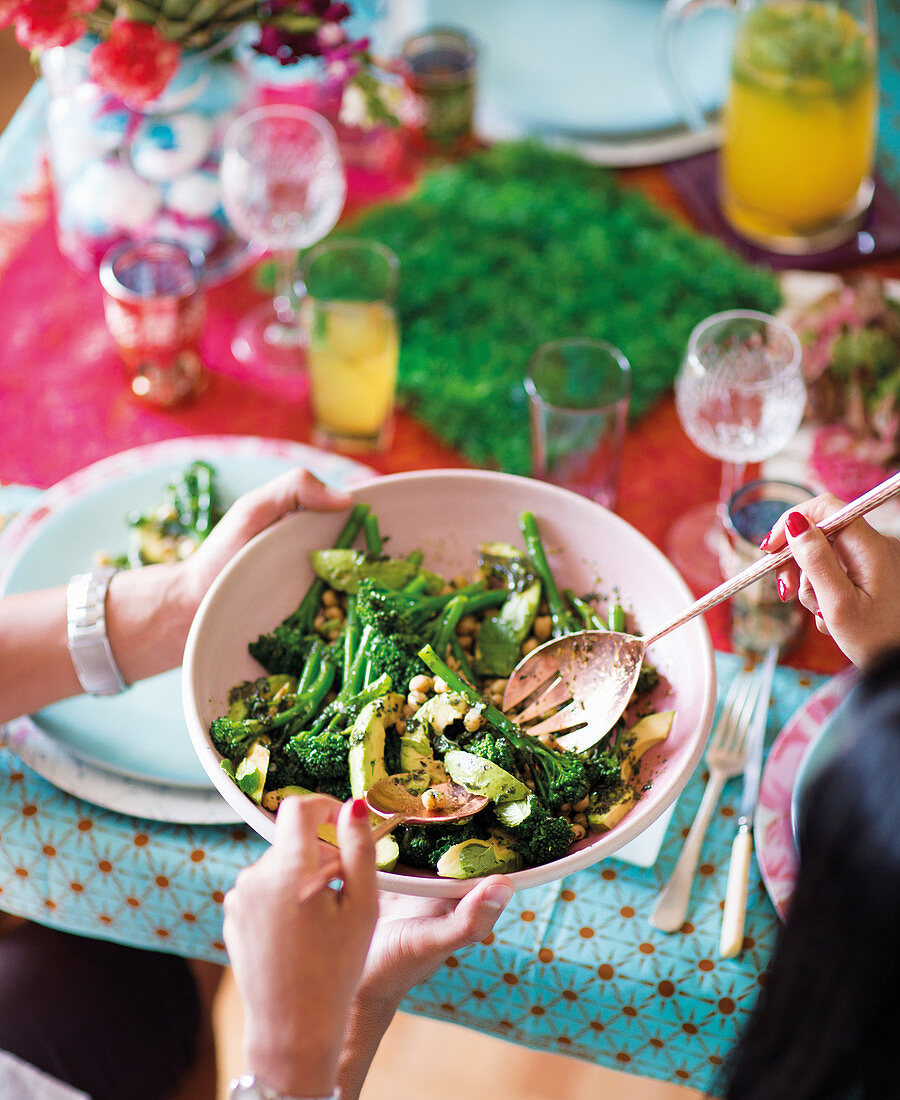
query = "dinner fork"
xmin=648 ymin=668 xmax=766 ymax=933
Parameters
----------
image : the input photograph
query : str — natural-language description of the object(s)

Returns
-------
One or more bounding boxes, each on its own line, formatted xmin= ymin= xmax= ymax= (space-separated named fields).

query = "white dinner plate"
xmin=0 ymin=436 xmax=374 ymax=820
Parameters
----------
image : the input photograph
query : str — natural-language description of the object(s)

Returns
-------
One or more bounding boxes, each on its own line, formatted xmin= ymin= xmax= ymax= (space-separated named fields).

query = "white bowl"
xmin=183 ymin=469 xmax=716 ymax=897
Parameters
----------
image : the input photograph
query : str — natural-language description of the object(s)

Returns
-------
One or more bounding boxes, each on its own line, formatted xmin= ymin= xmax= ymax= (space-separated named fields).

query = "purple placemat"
xmin=665 ymin=150 xmax=900 ymax=270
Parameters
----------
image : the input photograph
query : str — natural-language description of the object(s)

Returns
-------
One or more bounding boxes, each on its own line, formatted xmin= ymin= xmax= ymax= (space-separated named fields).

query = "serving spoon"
xmin=296 ymin=777 xmax=487 ymax=902
xmin=503 ymin=470 xmax=900 ymax=755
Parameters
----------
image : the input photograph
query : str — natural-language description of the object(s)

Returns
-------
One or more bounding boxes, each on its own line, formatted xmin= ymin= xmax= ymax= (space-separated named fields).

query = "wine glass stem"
xmin=273 ymin=250 xmax=300 ymax=327
xmin=720 ymin=461 xmax=746 ymax=509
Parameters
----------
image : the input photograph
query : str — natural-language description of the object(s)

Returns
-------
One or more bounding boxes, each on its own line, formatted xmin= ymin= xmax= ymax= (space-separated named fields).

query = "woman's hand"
xmin=223 ymin=795 xmax=378 ymax=1099
xmin=761 ymin=492 xmax=900 ymax=667
xmin=337 ymin=878 xmax=514 ymax=1100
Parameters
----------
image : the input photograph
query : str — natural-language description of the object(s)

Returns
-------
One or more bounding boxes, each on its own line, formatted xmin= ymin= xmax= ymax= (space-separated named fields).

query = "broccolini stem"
xmin=343 ymin=596 xmax=360 ymax=674
xmin=431 ymin=594 xmax=468 ymax=657
xmin=563 ymin=588 xmax=604 ymax=631
xmin=286 ymin=503 xmax=369 ymax=631
xmin=363 ymin=514 xmax=382 ymax=555
xmin=406 ymin=549 xmax=424 ymax=568
xmin=418 ymin=644 xmax=521 ymax=742
xmin=608 ymin=602 xmax=626 ymax=633
xmin=518 ymin=511 xmax=575 ymax=638
xmin=296 ymin=639 xmax=326 ymax=694
xmin=449 ymin=636 xmax=476 ymax=684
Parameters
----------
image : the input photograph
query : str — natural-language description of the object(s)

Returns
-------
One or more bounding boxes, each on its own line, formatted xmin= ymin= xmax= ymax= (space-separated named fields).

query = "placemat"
xmin=345 ymin=142 xmax=782 ymax=476
xmin=665 ymin=153 xmax=900 ymax=270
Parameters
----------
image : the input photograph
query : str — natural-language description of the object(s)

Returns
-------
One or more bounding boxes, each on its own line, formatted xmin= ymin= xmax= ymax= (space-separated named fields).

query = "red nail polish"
xmin=351 ymin=798 xmax=368 ymax=819
xmin=758 ymin=532 xmax=771 ymax=551
xmin=777 ymin=578 xmax=787 ymax=602
xmin=786 ymin=511 xmax=809 ymax=537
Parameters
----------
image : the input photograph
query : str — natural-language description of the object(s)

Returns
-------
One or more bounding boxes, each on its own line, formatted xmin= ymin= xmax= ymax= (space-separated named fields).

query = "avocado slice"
xmin=317 ymin=821 xmax=399 ymax=872
xmin=400 ymin=693 xmax=467 ymax=780
xmin=587 ymin=782 xmax=635 ymax=831
xmin=475 ymin=580 xmax=541 ymax=677
xmin=310 ymin=549 xmax=444 ymax=594
xmin=444 ymin=748 xmax=530 ymax=805
xmin=436 ymin=835 xmax=523 ymax=878
xmin=493 ymin=793 xmax=538 ymax=829
xmin=619 ymin=710 xmax=674 ymax=781
xmin=348 ymin=692 xmax=405 ymax=798
xmin=235 ymin=740 xmax=270 ymax=805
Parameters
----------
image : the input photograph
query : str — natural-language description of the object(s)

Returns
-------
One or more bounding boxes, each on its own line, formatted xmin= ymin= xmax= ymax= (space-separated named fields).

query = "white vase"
xmin=42 ymin=34 xmax=255 ymax=284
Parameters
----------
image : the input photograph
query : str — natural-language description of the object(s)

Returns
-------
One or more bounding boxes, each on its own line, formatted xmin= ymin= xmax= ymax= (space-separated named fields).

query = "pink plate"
xmin=754 ymin=668 xmax=857 ymax=919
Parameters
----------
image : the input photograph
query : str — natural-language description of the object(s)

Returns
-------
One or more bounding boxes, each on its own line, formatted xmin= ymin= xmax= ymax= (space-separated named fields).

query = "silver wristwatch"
xmin=228 ymin=1076 xmax=339 ymax=1100
xmin=66 ymin=568 xmax=129 ymax=696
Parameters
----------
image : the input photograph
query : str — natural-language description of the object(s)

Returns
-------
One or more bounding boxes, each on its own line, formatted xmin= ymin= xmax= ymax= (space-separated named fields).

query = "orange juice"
xmin=721 ymin=0 xmax=877 ymax=251
xmin=308 ymin=300 xmax=399 ymax=448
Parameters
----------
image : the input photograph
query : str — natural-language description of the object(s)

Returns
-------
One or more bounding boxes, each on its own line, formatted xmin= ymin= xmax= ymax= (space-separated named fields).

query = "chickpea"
xmin=321 ymin=590 xmax=339 ymax=607
xmin=573 ymin=796 xmax=591 ymax=813
xmin=457 ymin=614 xmax=479 ymax=636
xmin=446 ymin=654 xmax=460 ymax=671
xmin=407 ymin=689 xmax=428 ymax=710
xmin=573 ymin=812 xmax=589 ymax=829
xmin=313 ymin=614 xmax=327 ymax=632
xmin=434 ymin=677 xmax=450 ymax=694
xmin=323 ymin=605 xmax=343 ymax=621
xmin=452 ymin=573 xmax=470 ymax=590
xmin=570 ymin=823 xmax=587 ymax=842
xmin=463 ymin=707 xmax=485 ymax=733
xmin=559 ymin=803 xmax=572 ymax=816
xmin=409 ymin=674 xmax=434 ymax=695
xmin=421 ymin=788 xmax=448 ymax=812
xmin=521 ymin=637 xmax=539 ymax=656
xmin=533 ymin=615 xmax=552 ymax=642
xmin=489 ymin=678 xmax=509 ymax=694
xmin=402 ymin=703 xmax=417 ymax=719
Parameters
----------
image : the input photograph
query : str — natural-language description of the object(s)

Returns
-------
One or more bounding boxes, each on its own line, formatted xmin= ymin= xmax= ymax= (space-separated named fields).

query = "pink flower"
xmin=0 ymin=0 xmax=25 ymax=28
xmin=88 ymin=19 xmax=180 ymax=105
xmin=13 ymin=0 xmax=89 ymax=48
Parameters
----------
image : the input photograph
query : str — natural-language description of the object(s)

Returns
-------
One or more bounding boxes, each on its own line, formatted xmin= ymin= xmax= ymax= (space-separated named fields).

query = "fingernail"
xmin=815 ymin=610 xmax=824 ymax=620
xmin=483 ymin=883 xmax=514 ymax=911
xmin=351 ymin=798 xmax=368 ymax=820
xmin=777 ymin=578 xmax=787 ymax=602
xmin=758 ymin=531 xmax=771 ymax=551
xmin=786 ymin=511 xmax=809 ymax=537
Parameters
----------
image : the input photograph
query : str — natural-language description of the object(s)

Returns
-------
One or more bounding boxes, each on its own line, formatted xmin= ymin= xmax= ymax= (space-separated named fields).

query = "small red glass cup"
xmin=100 ymin=239 xmax=206 ymax=406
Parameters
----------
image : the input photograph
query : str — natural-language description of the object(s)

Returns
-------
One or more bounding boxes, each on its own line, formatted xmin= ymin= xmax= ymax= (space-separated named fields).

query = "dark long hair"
xmin=716 ymin=647 xmax=900 ymax=1100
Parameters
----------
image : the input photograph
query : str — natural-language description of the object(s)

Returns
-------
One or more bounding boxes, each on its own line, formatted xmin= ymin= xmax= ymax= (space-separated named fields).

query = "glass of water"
xmin=668 ymin=310 xmax=805 ymax=590
xmin=221 ymin=104 xmax=346 ymax=372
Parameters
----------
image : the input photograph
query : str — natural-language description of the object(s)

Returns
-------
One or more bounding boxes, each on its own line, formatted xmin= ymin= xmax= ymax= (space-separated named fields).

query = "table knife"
xmin=719 ymin=645 xmax=778 ymax=959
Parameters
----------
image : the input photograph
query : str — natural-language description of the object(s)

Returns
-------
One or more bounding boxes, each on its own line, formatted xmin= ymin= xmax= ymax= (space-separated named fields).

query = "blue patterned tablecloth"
xmin=0 ymin=481 xmax=827 ymax=1093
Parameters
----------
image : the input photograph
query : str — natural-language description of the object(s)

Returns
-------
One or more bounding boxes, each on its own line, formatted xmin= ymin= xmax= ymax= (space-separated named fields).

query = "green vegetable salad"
xmin=210 ymin=503 xmax=674 ymax=879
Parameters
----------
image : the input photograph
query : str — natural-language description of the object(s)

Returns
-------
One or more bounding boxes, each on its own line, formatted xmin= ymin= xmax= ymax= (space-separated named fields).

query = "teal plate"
xmin=0 ymin=436 xmax=373 ymax=790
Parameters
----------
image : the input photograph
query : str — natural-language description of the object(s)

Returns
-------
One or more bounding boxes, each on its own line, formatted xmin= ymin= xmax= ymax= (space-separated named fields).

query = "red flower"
xmin=12 ymin=0 xmax=89 ymax=47
xmin=0 ymin=0 xmax=25 ymax=28
xmin=88 ymin=19 xmax=181 ymax=105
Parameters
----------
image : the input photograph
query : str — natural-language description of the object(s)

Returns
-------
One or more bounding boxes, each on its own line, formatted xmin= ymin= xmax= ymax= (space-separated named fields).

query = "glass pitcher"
xmin=659 ymin=0 xmax=878 ymax=254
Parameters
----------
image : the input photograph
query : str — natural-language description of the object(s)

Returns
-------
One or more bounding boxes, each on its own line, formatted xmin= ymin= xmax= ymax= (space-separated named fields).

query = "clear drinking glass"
xmin=668 ymin=310 xmax=805 ymax=589
xmin=221 ymin=104 xmax=346 ymax=371
xmin=525 ymin=338 xmax=631 ymax=511
xmin=303 ymin=238 xmax=401 ymax=452
xmin=99 ymin=238 xmax=205 ymax=406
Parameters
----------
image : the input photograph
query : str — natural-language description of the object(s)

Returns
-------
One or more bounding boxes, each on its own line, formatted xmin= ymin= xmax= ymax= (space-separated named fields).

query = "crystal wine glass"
xmin=668 ymin=309 xmax=806 ymax=590
xmin=221 ymin=104 xmax=346 ymax=371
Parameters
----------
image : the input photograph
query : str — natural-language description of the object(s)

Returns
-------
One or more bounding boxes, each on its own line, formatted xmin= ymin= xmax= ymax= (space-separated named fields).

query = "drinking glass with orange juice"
xmin=303 ymin=239 xmax=400 ymax=452
xmin=658 ymin=0 xmax=877 ymax=254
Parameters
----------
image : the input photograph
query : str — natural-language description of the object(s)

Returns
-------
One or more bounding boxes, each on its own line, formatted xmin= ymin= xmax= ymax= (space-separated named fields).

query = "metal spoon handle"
xmin=645 ymin=469 xmax=900 ymax=647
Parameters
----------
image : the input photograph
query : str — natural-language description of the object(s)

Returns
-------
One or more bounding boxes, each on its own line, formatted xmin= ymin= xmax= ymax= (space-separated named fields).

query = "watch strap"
xmin=228 ymin=1076 xmax=340 ymax=1100
xmin=66 ymin=568 xmax=129 ymax=696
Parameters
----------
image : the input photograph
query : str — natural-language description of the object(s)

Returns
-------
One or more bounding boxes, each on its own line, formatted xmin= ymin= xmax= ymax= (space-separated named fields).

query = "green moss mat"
xmin=346 ymin=143 xmax=782 ymax=475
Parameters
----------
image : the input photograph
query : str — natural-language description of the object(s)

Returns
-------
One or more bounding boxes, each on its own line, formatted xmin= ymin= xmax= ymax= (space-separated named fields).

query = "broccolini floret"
xmin=466 ymin=732 xmax=519 ymax=776
xmin=517 ymin=815 xmax=575 ymax=866
xmin=397 ymin=819 xmax=485 ymax=870
xmin=284 ymin=727 xmax=350 ymax=782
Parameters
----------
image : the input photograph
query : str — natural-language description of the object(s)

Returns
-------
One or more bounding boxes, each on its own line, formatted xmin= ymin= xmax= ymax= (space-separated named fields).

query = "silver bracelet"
xmin=228 ymin=1076 xmax=340 ymax=1100
xmin=66 ymin=568 xmax=129 ymax=696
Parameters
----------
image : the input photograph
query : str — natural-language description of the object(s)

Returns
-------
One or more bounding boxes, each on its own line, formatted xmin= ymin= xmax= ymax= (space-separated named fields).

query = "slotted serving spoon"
xmin=503 ymin=470 xmax=900 ymax=754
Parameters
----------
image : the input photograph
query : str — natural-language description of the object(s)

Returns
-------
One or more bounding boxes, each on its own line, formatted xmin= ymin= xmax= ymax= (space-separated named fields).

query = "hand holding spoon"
xmin=296 ymin=777 xmax=487 ymax=902
xmin=504 ymin=470 xmax=900 ymax=754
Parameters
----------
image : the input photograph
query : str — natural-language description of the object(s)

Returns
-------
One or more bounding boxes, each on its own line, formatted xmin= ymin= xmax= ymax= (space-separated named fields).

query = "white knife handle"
xmin=649 ymin=771 xmax=727 ymax=932
xmin=719 ymin=824 xmax=753 ymax=958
